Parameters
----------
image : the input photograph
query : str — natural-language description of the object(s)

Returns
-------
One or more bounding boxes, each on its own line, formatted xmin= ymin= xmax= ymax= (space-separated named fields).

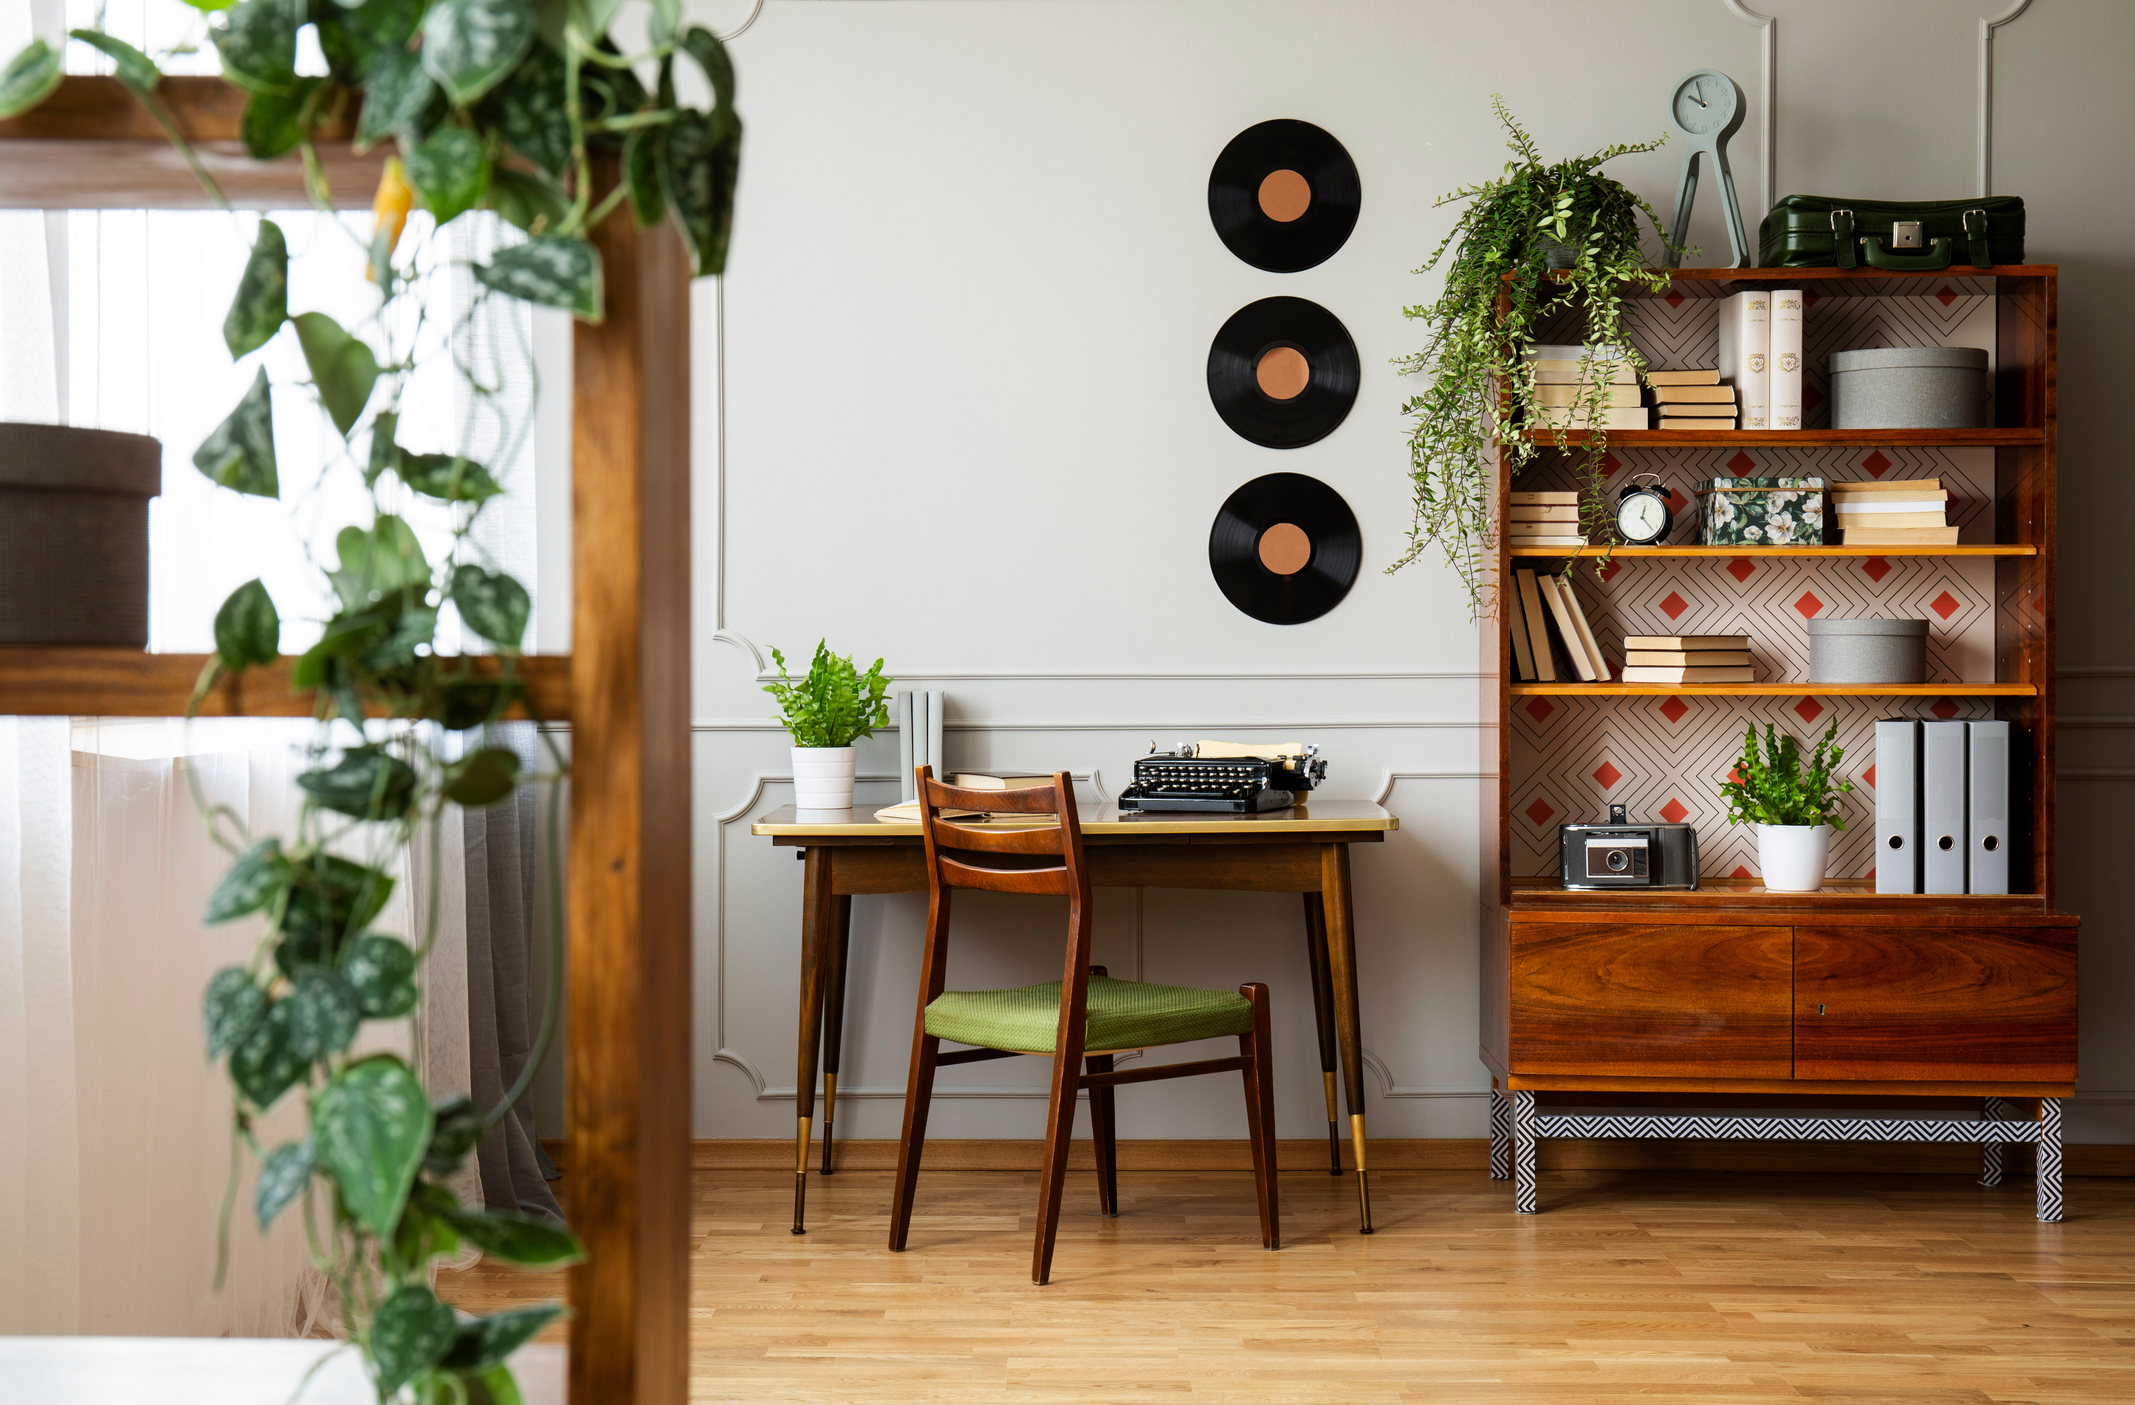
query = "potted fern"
xmin=765 ymin=641 xmax=893 ymax=810
xmin=1720 ymin=721 xmax=1856 ymax=891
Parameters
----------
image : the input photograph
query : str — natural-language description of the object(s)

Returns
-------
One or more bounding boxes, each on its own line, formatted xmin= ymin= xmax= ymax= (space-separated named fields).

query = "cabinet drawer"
xmin=1509 ymin=924 xmax=1793 ymax=1078
xmin=1794 ymin=926 xmax=2077 ymax=1082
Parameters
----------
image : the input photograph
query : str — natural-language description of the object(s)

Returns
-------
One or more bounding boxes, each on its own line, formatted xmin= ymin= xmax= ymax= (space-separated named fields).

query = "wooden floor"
xmin=443 ymin=1166 xmax=2135 ymax=1402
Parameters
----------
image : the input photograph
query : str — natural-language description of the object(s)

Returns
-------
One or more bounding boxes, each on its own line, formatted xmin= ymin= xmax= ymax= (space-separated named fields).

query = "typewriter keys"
xmin=1206 ymin=297 xmax=1360 ymax=449
xmin=1209 ymin=471 xmax=1361 ymax=624
xmin=1208 ymin=119 xmax=1362 ymax=273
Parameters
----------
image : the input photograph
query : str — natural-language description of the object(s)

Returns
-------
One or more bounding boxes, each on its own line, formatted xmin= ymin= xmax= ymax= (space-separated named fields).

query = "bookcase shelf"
xmin=0 ymin=647 xmax=571 ymax=719
xmin=1509 ymin=682 xmax=2036 ymax=698
xmin=1510 ymin=545 xmax=2036 ymax=559
xmin=1516 ymin=427 xmax=2043 ymax=448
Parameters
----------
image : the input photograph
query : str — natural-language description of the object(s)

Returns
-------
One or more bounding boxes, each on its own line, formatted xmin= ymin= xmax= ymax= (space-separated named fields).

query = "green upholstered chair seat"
xmin=925 ymin=973 xmax=1253 ymax=1054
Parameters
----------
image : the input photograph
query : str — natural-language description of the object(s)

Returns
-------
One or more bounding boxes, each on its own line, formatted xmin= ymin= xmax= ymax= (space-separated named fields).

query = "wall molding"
xmin=1978 ymin=0 xmax=2033 ymax=196
xmin=2061 ymin=770 xmax=2135 ymax=783
xmin=1724 ymin=1 xmax=1776 ymax=215
xmin=694 ymin=719 xmax=1481 ymax=733
xmin=1371 ymin=769 xmax=1489 ymax=805
xmin=2062 ymin=665 xmax=2135 ymax=678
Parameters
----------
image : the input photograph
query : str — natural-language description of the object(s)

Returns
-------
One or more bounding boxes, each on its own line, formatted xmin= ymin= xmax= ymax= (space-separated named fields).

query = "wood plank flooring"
xmin=441 ymin=1166 xmax=2135 ymax=1402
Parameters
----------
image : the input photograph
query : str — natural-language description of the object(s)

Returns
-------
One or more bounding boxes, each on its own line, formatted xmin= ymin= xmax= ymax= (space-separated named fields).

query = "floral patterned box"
xmin=1697 ymin=477 xmax=1826 ymax=546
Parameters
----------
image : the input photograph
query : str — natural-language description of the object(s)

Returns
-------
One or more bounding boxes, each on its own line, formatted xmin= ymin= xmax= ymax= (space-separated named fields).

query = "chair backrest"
xmin=915 ymin=766 xmax=1089 ymax=901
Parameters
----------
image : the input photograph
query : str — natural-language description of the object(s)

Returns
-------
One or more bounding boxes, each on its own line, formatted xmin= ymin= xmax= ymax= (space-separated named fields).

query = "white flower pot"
xmin=791 ymin=746 xmax=857 ymax=811
xmin=1758 ymin=823 xmax=1833 ymax=892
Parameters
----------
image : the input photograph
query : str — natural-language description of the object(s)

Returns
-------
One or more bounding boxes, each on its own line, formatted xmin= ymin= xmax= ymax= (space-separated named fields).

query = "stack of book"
xmin=1523 ymin=343 xmax=1649 ymax=431
xmin=1647 ymin=368 xmax=1738 ymax=430
xmin=1507 ymin=490 xmax=1585 ymax=553
xmin=1831 ymin=478 xmax=1957 ymax=545
xmin=1506 ymin=567 xmax=1612 ymax=682
xmin=1716 ymin=288 xmax=1804 ymax=431
xmin=1621 ymin=634 xmax=1753 ymax=684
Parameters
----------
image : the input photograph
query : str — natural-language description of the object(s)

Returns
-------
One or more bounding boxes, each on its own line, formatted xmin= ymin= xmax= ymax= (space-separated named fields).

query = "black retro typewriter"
xmin=1117 ymin=741 xmax=1328 ymax=813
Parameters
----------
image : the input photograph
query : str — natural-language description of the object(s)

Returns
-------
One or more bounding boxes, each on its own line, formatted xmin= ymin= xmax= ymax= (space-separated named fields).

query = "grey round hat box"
xmin=1807 ymin=617 xmax=1928 ymax=685
xmin=1828 ymin=345 xmax=1988 ymax=429
xmin=0 ymin=423 xmax=162 ymax=646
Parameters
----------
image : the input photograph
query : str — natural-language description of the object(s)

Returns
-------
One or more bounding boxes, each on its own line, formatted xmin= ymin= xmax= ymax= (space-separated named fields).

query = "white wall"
xmin=690 ymin=0 xmax=2135 ymax=1143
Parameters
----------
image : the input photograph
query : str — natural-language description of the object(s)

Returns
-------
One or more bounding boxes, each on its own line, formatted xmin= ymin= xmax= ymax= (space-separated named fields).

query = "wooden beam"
xmin=0 ymin=649 xmax=569 ymax=720
xmin=565 ymin=157 xmax=692 ymax=1405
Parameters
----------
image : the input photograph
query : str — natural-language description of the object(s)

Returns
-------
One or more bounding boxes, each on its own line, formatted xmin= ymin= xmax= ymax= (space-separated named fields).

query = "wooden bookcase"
xmin=1478 ymin=266 xmax=2078 ymax=1214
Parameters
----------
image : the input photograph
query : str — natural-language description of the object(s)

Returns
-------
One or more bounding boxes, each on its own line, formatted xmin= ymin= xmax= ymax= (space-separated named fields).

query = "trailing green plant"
xmin=0 ymin=5 xmax=745 ymax=1399
xmin=763 ymin=641 xmax=893 ymax=749
xmin=1391 ymin=97 xmax=1683 ymax=609
xmin=1719 ymin=720 xmax=1855 ymax=829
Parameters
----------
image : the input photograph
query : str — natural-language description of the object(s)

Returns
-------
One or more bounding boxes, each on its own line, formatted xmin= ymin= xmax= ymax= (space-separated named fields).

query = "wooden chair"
xmin=888 ymin=767 xmax=1280 ymax=1284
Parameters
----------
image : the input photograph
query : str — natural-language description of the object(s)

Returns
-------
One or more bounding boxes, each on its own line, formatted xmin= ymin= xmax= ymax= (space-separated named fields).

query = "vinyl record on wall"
xmin=1208 ymin=119 xmax=1362 ymax=272
xmin=1207 ymin=296 xmax=1360 ymax=449
xmin=1208 ymin=472 xmax=1361 ymax=625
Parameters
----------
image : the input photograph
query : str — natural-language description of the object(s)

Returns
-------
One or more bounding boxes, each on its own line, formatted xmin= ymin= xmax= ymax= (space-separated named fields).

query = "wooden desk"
xmin=750 ymin=801 xmax=1399 ymax=1235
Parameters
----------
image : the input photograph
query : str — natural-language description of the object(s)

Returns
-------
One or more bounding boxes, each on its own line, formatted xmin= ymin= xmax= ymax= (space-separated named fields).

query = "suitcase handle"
xmin=1862 ymin=236 xmax=1956 ymax=271
xmin=1829 ymin=206 xmax=1994 ymax=271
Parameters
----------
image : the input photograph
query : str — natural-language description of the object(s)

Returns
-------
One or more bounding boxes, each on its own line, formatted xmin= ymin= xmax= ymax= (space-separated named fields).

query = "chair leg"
xmin=1238 ymin=982 xmax=1279 ymax=1250
xmin=888 ymin=1032 xmax=940 ymax=1253
xmin=1032 ymin=1032 xmax=1085 ymax=1284
xmin=1086 ymin=1053 xmax=1119 ymax=1217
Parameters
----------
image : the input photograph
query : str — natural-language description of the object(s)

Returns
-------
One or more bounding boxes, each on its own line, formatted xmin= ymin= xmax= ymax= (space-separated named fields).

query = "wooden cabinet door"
xmin=1794 ymin=926 xmax=2077 ymax=1082
xmin=1509 ymin=924 xmax=1793 ymax=1079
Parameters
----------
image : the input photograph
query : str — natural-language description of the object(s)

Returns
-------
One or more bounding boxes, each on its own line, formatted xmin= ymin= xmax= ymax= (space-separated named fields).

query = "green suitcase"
xmin=1758 ymin=194 xmax=2025 ymax=270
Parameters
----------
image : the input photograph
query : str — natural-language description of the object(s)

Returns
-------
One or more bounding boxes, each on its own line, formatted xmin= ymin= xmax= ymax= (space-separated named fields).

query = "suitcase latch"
xmin=1890 ymin=220 xmax=1925 ymax=250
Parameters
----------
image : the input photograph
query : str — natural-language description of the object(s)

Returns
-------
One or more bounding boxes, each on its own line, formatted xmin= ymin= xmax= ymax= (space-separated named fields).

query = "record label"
xmin=1209 ymin=472 xmax=1361 ymax=625
xmin=1207 ymin=297 xmax=1360 ymax=449
xmin=1208 ymin=120 xmax=1362 ymax=272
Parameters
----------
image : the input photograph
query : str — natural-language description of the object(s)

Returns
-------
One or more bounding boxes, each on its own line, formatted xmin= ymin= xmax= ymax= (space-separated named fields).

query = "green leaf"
xmin=205 ymin=836 xmax=290 ymax=923
xmin=213 ymin=579 xmax=280 ymax=670
xmin=354 ymin=40 xmax=437 ymax=151
xmin=405 ymin=124 xmax=492 ymax=227
xmin=278 ymin=855 xmax=394 ymax=974
xmin=229 ymin=999 xmax=308 ymax=1109
xmin=661 ymin=107 xmax=741 ymax=278
xmin=70 ymin=30 xmax=161 ymax=93
xmin=329 ymin=515 xmax=431 ymax=609
xmin=483 ymin=42 xmax=569 ymax=176
xmin=298 ymin=745 xmax=419 ymax=821
xmin=624 ymin=125 xmax=667 ymax=227
xmin=212 ymin=0 xmax=299 ymax=95
xmin=449 ymin=564 xmax=530 ymax=650
xmin=181 ymin=0 xmax=238 ymax=10
xmin=443 ymin=747 xmax=520 ymax=807
xmin=365 ymin=411 xmax=399 ymax=486
xmin=287 ymin=966 xmax=362 ymax=1058
xmin=370 ymin=1284 xmax=457 ymax=1395
xmin=397 ymin=452 xmax=503 ymax=503
xmin=204 ymin=966 xmax=268 ymax=1059
xmin=423 ymin=1093 xmax=484 ymax=1176
xmin=290 ymin=311 xmax=380 ymax=438
xmin=648 ymin=0 xmax=680 ymax=45
xmin=421 ymin=0 xmax=537 ymax=108
xmin=312 ymin=1056 xmax=432 ymax=1238
xmin=239 ymin=76 xmax=319 ymax=159
xmin=436 ymin=677 xmax=519 ymax=731
xmin=464 ymin=1365 xmax=525 ymax=1405
xmin=485 ymin=168 xmax=570 ymax=236
xmin=193 ymin=368 xmax=279 ymax=498
xmin=444 ymin=1305 xmax=563 ymax=1373
xmin=677 ymin=25 xmax=734 ymax=117
xmin=394 ymin=1187 xmax=462 ymax=1265
xmin=342 ymin=933 xmax=419 ymax=1017
xmin=314 ymin=0 xmax=418 ymax=84
xmin=474 ymin=235 xmax=601 ymax=321
xmin=438 ymin=1204 xmax=584 ymax=1269
xmin=223 ymin=218 xmax=289 ymax=359
xmin=255 ymin=1140 xmax=315 ymax=1230
xmin=0 ymin=40 xmax=65 ymax=122
xmin=360 ymin=604 xmax=438 ymax=671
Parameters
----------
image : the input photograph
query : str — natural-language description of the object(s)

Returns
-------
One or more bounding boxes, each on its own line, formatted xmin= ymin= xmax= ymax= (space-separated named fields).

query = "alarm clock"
xmin=1663 ymin=68 xmax=1749 ymax=268
xmin=1615 ymin=475 xmax=1673 ymax=545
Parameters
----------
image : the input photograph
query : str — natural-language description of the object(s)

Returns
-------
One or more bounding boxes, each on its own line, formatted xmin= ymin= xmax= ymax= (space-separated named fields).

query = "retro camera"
xmin=1559 ymin=805 xmax=1700 ymax=890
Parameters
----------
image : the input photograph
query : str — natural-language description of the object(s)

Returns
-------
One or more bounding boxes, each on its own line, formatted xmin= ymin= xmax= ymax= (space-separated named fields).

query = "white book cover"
xmin=1769 ymin=288 xmax=1803 ymax=430
xmin=1716 ymin=290 xmax=1770 ymax=431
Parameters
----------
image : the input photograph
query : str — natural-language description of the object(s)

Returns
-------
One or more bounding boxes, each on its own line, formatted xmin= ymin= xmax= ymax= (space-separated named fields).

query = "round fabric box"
xmin=1807 ymin=617 xmax=1928 ymax=685
xmin=0 ymin=422 xmax=162 ymax=647
xmin=1828 ymin=346 xmax=1988 ymax=429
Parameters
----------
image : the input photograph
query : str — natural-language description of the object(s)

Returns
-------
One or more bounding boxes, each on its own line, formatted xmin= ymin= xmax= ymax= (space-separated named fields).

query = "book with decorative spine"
xmin=1717 ymin=290 xmax=1770 ymax=430
xmin=1769 ymin=288 xmax=1804 ymax=430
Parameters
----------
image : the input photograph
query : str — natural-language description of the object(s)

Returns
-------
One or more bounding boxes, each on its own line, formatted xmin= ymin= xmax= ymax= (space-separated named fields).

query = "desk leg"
xmin=792 ymin=847 xmax=835 ymax=1234
xmin=1319 ymin=843 xmax=1373 ymax=1234
xmin=820 ymin=895 xmax=852 ymax=1176
xmin=1301 ymin=894 xmax=1343 ymax=1177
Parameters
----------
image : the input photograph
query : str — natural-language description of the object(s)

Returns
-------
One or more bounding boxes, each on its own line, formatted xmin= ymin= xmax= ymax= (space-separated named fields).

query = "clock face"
xmin=1672 ymin=72 xmax=1737 ymax=136
xmin=1617 ymin=490 xmax=1669 ymax=543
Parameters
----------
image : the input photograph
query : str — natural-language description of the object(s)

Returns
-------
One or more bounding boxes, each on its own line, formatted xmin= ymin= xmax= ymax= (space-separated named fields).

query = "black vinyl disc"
xmin=1208 ymin=119 xmax=1362 ymax=272
xmin=1208 ymin=472 xmax=1361 ymax=625
xmin=1207 ymin=296 xmax=1360 ymax=449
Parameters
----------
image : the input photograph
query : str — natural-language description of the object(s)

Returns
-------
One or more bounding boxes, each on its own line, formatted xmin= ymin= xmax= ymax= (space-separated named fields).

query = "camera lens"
xmin=1605 ymin=849 xmax=1629 ymax=872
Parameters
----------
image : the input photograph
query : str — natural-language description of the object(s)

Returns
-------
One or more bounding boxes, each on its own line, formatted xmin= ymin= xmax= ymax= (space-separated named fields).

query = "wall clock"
xmin=1664 ymin=68 xmax=1749 ymax=269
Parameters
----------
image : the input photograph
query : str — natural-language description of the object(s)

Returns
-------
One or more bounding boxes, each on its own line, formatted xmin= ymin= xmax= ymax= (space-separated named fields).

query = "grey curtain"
xmin=462 ymin=724 xmax=566 ymax=1222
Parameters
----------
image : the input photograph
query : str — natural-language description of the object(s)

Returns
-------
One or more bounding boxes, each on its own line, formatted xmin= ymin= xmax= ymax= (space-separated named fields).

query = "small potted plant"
xmin=1719 ymin=721 xmax=1855 ymax=891
xmin=765 ymin=640 xmax=893 ymax=810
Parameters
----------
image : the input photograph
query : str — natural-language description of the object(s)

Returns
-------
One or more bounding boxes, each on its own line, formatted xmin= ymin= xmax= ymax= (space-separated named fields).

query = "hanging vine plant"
xmin=2 ymin=2 xmax=742 ymax=1399
xmin=1389 ymin=97 xmax=1681 ymax=609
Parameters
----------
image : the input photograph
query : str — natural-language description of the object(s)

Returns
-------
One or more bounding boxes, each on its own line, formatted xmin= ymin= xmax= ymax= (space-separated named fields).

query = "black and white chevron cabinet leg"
xmin=1489 ymin=1087 xmax=1510 ymax=1181
xmin=1511 ymin=1089 xmax=1538 ymax=1214
xmin=1980 ymin=1097 xmax=2008 ymax=1186
xmin=2037 ymin=1096 xmax=2064 ymax=1223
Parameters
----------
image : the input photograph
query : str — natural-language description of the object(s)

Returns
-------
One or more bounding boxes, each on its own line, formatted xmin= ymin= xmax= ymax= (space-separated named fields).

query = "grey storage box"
xmin=1828 ymin=346 xmax=1988 ymax=429
xmin=1807 ymin=617 xmax=1928 ymax=685
xmin=0 ymin=423 xmax=162 ymax=646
